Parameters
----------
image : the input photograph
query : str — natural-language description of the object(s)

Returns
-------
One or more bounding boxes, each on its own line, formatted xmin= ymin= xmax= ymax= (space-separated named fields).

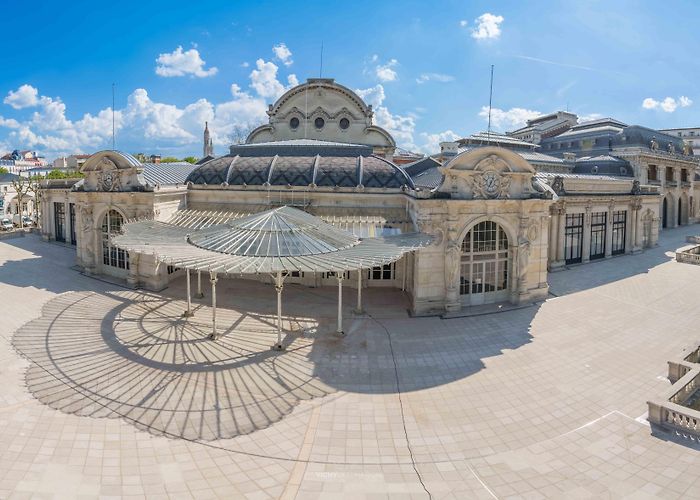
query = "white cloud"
xmin=241 ymin=62 xmax=250 ymax=68
xmin=478 ymin=106 xmax=542 ymax=130
xmin=4 ymin=84 xmax=40 ymax=109
xmin=0 ymin=116 xmax=21 ymax=129
xmin=416 ymin=73 xmax=455 ymax=84
xmin=578 ymin=113 xmax=604 ymax=123
xmin=249 ymin=59 xmax=298 ymax=99
xmin=272 ymin=43 xmax=293 ymax=66
xmin=155 ymin=46 xmax=218 ymax=78
xmin=355 ymin=84 xmax=386 ymax=109
xmin=418 ymin=130 xmax=461 ymax=154
xmin=459 ymin=20 xmax=468 ymax=27
xmin=471 ymin=13 xmax=504 ymax=40
xmin=0 ymin=57 xmax=298 ymax=158
xmin=375 ymin=58 xmax=398 ymax=82
xmin=642 ymin=96 xmax=693 ymax=113
xmin=356 ymin=84 xmax=416 ymax=148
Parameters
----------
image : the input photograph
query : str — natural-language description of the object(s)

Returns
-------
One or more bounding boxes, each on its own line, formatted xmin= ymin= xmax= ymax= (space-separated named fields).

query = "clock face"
xmin=483 ymin=171 xmax=500 ymax=194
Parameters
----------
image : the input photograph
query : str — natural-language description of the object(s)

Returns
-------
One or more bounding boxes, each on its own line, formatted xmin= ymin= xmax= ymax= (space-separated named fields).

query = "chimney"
xmin=150 ymin=154 xmax=161 ymax=164
xmin=440 ymin=141 xmax=459 ymax=156
xmin=563 ymin=152 xmax=576 ymax=163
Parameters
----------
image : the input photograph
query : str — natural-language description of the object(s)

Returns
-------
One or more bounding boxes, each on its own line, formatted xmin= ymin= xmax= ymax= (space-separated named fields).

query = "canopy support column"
xmin=272 ymin=271 xmax=286 ymax=351
xmin=209 ymin=272 xmax=218 ymax=340
xmin=195 ymin=270 xmax=204 ymax=298
xmin=183 ymin=269 xmax=194 ymax=317
xmin=354 ymin=269 xmax=364 ymax=315
xmin=337 ymin=274 xmax=345 ymax=335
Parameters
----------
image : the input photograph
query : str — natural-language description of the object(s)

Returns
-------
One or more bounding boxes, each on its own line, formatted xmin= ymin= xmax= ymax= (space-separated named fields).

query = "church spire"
xmin=203 ymin=121 xmax=213 ymax=157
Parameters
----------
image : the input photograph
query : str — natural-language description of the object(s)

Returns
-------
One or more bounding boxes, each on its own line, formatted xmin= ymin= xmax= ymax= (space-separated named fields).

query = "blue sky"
xmin=1 ymin=0 xmax=698 ymax=160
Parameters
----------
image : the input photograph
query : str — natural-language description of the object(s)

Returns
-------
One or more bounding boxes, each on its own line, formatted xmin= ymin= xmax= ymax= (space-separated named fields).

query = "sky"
xmin=1 ymin=0 xmax=699 ymax=160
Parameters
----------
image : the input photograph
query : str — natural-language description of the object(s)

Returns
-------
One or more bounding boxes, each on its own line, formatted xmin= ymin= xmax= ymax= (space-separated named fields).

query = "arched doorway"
xmin=459 ymin=221 xmax=510 ymax=306
xmin=101 ymin=210 xmax=129 ymax=271
xmin=662 ymin=197 xmax=668 ymax=228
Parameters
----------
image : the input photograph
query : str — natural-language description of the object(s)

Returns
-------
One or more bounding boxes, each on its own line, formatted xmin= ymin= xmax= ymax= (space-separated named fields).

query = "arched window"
xmin=102 ymin=210 xmax=129 ymax=270
xmin=460 ymin=221 xmax=509 ymax=304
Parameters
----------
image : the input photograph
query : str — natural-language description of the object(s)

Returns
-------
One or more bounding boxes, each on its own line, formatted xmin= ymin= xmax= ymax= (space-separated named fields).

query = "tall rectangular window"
xmin=69 ymin=203 xmax=76 ymax=245
xmin=53 ymin=202 xmax=65 ymax=242
xmin=590 ymin=212 xmax=607 ymax=260
xmin=611 ymin=210 xmax=626 ymax=255
xmin=564 ymin=214 xmax=584 ymax=264
xmin=648 ymin=165 xmax=657 ymax=181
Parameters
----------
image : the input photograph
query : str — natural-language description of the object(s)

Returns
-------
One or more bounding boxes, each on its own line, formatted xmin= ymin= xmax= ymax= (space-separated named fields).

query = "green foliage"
xmin=160 ymin=156 xmax=181 ymax=163
xmin=182 ymin=156 xmax=198 ymax=164
xmin=46 ymin=169 xmax=84 ymax=179
xmin=0 ymin=167 xmax=8 ymax=174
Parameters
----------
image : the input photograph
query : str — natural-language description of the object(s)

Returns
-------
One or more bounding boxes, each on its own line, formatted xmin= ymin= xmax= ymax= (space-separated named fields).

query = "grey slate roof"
xmin=403 ymin=156 xmax=442 ymax=176
xmin=188 ymin=142 xmax=414 ymax=190
xmin=411 ymin=167 xmax=444 ymax=190
xmin=141 ymin=162 xmax=197 ymax=186
xmin=231 ymin=140 xmax=372 ymax=158
xmin=0 ymin=172 xmax=20 ymax=183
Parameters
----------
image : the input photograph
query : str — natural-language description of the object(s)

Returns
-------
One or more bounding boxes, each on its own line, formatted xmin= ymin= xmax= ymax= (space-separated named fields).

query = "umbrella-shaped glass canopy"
xmin=112 ymin=205 xmax=432 ymax=275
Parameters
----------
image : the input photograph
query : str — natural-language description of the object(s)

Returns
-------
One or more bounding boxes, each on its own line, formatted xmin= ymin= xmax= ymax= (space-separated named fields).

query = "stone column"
xmin=64 ymin=199 xmax=70 ymax=243
xmin=444 ymin=240 xmax=461 ymax=312
xmin=604 ymin=201 xmax=614 ymax=258
xmin=633 ymin=200 xmax=643 ymax=251
xmin=547 ymin=207 xmax=557 ymax=265
xmin=556 ymin=205 xmax=566 ymax=265
xmin=582 ymin=205 xmax=592 ymax=263
xmin=126 ymin=253 xmax=140 ymax=288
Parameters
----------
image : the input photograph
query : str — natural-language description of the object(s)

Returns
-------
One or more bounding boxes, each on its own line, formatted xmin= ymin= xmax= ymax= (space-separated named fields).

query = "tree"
xmin=0 ymin=167 xmax=8 ymax=175
xmin=160 ymin=157 xmax=181 ymax=163
xmin=182 ymin=156 xmax=198 ymax=164
xmin=10 ymin=175 xmax=32 ymax=229
xmin=46 ymin=169 xmax=84 ymax=179
xmin=228 ymin=124 xmax=256 ymax=146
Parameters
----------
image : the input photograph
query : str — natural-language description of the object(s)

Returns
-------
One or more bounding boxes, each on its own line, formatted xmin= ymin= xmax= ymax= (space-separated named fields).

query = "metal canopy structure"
xmin=112 ymin=205 xmax=432 ymax=349
xmin=113 ymin=206 xmax=431 ymax=274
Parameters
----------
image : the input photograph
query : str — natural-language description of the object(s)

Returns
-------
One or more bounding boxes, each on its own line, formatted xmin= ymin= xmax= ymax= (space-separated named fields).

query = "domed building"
xmin=39 ymin=78 xmax=665 ymax=316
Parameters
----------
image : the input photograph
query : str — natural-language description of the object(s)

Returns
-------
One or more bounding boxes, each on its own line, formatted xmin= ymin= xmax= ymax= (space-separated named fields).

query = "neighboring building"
xmin=659 ymin=127 xmax=700 ymax=156
xmin=392 ymin=147 xmax=424 ymax=165
xmin=509 ymin=111 xmax=579 ymax=144
xmin=532 ymin=118 xmax=698 ymax=229
xmin=0 ymin=172 xmax=36 ymax=219
xmin=40 ymin=78 xmax=663 ymax=315
xmin=54 ymin=154 xmax=91 ymax=170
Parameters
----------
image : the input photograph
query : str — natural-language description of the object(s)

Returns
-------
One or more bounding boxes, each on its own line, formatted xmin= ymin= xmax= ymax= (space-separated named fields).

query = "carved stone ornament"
xmin=80 ymin=206 xmax=93 ymax=232
xmin=470 ymin=171 xmax=510 ymax=199
xmin=631 ymin=180 xmax=641 ymax=195
xmin=96 ymin=158 xmax=121 ymax=192
xmin=445 ymin=240 xmax=461 ymax=291
xmin=550 ymin=175 xmax=565 ymax=195
xmin=650 ymin=136 xmax=658 ymax=151
xmin=668 ymin=142 xmax=675 ymax=154
xmin=527 ymin=221 xmax=538 ymax=242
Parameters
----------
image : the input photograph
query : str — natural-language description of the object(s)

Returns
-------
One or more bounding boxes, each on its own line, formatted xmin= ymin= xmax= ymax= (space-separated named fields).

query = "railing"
xmin=665 ymin=405 xmax=700 ymax=434
xmin=685 ymin=347 xmax=700 ymax=364
xmin=649 ymin=352 xmax=700 ymax=437
xmin=676 ymin=245 xmax=700 ymax=265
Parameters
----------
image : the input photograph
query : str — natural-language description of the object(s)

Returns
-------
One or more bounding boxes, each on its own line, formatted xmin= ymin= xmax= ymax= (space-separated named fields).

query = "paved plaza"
xmin=2 ymin=228 xmax=700 ymax=499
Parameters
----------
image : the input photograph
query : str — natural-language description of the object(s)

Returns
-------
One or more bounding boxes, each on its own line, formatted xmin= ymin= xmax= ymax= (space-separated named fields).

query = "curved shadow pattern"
xmin=11 ymin=276 xmax=536 ymax=445
xmin=12 ymin=289 xmax=335 ymax=441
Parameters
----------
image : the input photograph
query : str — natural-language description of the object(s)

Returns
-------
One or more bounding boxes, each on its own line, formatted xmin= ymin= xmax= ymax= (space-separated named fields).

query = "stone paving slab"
xmin=2 ymin=228 xmax=700 ymax=498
